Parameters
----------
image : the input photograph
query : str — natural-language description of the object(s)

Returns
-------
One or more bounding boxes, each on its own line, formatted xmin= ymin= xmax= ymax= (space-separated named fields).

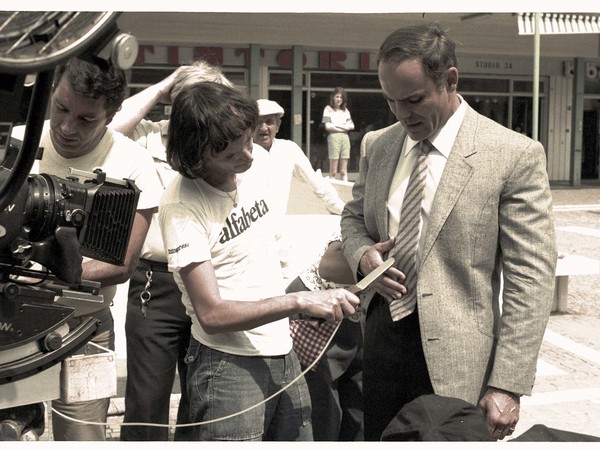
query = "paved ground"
xmin=289 ymin=178 xmax=600 ymax=441
xmin=515 ymin=183 xmax=600 ymax=440
xmin=40 ymin=175 xmax=600 ymax=441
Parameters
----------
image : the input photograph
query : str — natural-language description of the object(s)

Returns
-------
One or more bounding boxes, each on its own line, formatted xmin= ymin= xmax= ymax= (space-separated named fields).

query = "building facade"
xmin=118 ymin=12 xmax=600 ymax=185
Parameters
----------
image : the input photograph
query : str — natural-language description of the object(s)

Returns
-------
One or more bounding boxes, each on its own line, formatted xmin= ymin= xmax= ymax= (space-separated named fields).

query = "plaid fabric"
xmin=289 ymin=319 xmax=340 ymax=370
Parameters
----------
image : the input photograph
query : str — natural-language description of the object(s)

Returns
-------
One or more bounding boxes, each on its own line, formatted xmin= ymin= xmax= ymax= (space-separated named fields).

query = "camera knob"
xmin=42 ymin=332 xmax=63 ymax=351
xmin=70 ymin=209 xmax=86 ymax=226
xmin=0 ymin=282 xmax=20 ymax=299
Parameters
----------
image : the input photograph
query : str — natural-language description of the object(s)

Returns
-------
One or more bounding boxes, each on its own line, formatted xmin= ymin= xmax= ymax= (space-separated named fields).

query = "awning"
xmin=518 ymin=13 xmax=600 ymax=35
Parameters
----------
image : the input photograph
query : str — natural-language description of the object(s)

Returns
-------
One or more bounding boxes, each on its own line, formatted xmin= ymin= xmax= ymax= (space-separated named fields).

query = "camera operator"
xmin=12 ymin=57 xmax=162 ymax=441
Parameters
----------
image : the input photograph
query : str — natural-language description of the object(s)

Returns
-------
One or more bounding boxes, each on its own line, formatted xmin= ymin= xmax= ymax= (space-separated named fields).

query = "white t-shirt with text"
xmin=159 ymin=145 xmax=292 ymax=356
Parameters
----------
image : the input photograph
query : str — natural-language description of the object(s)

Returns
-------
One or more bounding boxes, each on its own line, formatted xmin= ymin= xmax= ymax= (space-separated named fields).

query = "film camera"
xmin=0 ymin=11 xmax=139 ymax=440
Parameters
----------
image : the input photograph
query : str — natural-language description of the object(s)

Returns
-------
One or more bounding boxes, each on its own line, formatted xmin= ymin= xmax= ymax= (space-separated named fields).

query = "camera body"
xmin=0 ymin=135 xmax=140 ymax=381
xmin=1 ymin=138 xmax=140 ymax=284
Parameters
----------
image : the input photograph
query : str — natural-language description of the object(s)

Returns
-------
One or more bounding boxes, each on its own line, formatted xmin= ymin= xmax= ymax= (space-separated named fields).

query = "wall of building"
xmin=117 ymin=12 xmax=600 ymax=184
xmin=117 ymin=12 xmax=600 ymax=58
xmin=548 ymin=76 xmax=574 ymax=181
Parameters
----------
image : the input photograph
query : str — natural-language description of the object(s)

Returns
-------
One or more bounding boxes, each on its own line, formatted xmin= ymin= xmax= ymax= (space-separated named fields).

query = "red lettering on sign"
xmin=193 ymin=48 xmax=224 ymax=66
xmin=329 ymin=52 xmax=346 ymax=70
xmin=360 ymin=52 xmax=371 ymax=71
xmin=135 ymin=45 xmax=155 ymax=65
xmin=277 ymin=50 xmax=293 ymax=69
xmin=167 ymin=46 xmax=179 ymax=65
xmin=276 ymin=50 xmax=307 ymax=69
xmin=235 ymin=48 xmax=249 ymax=66
xmin=319 ymin=52 xmax=330 ymax=69
xmin=319 ymin=51 xmax=347 ymax=70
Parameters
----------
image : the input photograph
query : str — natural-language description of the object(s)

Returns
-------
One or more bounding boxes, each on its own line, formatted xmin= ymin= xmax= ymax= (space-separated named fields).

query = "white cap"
xmin=257 ymin=99 xmax=284 ymax=118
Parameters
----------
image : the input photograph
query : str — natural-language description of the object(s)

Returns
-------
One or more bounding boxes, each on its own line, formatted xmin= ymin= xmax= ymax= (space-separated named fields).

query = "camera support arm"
xmin=0 ymin=70 xmax=52 ymax=214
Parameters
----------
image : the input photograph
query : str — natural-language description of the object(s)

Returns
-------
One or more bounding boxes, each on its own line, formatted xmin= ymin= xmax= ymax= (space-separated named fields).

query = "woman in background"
xmin=322 ymin=87 xmax=354 ymax=181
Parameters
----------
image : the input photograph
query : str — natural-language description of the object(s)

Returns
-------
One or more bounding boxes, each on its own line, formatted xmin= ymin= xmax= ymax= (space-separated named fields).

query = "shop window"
xmin=511 ymin=96 xmax=535 ymax=138
xmin=269 ymin=72 xmax=306 ymax=86
xmin=513 ymin=80 xmax=535 ymax=93
xmin=307 ymin=89 xmax=390 ymax=172
xmin=270 ymin=72 xmax=292 ymax=86
xmin=310 ymin=72 xmax=381 ymax=89
xmin=460 ymin=78 xmax=510 ymax=92
xmin=585 ymin=78 xmax=600 ymax=95
xmin=464 ymin=95 xmax=509 ymax=127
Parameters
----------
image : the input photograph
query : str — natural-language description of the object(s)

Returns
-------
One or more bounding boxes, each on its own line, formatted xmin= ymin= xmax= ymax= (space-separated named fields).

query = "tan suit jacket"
xmin=341 ymin=105 xmax=557 ymax=403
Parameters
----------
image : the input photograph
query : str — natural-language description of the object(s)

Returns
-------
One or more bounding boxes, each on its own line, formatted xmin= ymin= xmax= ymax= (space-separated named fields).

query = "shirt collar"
xmin=405 ymin=94 xmax=468 ymax=159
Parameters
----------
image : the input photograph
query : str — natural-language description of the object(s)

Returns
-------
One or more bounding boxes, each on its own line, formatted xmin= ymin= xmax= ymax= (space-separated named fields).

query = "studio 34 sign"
xmin=458 ymin=56 xmax=533 ymax=75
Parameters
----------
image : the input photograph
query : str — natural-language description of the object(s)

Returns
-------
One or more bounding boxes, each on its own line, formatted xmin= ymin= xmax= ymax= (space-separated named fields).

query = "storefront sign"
xmin=135 ymin=44 xmax=377 ymax=71
xmin=134 ymin=44 xmax=582 ymax=82
xmin=459 ymin=56 xmax=533 ymax=75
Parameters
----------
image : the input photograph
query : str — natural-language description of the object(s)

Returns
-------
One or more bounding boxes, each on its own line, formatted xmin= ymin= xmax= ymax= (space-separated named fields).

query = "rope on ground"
xmin=51 ymin=320 xmax=342 ymax=429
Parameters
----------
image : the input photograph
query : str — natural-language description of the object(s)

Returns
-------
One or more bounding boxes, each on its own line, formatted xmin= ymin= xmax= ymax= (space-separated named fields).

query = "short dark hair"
xmin=53 ymin=58 xmax=127 ymax=117
xmin=167 ymin=82 xmax=258 ymax=179
xmin=377 ymin=22 xmax=458 ymax=88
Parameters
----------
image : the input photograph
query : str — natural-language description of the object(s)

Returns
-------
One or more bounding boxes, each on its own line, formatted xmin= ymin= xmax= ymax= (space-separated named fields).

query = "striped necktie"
xmin=389 ymin=139 xmax=433 ymax=321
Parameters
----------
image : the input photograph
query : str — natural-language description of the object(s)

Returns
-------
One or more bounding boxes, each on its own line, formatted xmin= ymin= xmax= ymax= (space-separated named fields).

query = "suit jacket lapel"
xmin=373 ymin=126 xmax=406 ymax=240
xmin=420 ymin=107 xmax=478 ymax=266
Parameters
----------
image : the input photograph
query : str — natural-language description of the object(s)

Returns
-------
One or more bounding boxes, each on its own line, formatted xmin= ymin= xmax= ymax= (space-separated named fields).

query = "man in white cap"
xmin=254 ymin=99 xmax=345 ymax=277
xmin=255 ymin=99 xmax=345 ymax=216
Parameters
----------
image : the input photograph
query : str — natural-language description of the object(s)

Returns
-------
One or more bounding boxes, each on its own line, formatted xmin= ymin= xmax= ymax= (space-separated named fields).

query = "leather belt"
xmin=138 ymin=257 xmax=170 ymax=273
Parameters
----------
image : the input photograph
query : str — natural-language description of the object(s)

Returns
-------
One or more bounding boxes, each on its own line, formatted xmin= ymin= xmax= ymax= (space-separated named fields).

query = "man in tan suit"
xmin=341 ymin=22 xmax=557 ymax=441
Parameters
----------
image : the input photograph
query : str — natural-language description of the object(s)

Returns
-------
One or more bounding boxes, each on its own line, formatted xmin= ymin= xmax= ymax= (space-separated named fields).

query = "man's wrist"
xmin=488 ymin=386 xmax=521 ymax=399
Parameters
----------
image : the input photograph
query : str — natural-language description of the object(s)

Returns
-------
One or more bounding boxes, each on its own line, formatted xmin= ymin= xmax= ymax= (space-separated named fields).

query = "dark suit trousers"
xmin=121 ymin=268 xmax=193 ymax=441
xmin=363 ymin=294 xmax=434 ymax=441
xmin=286 ymin=276 xmax=364 ymax=441
xmin=302 ymin=318 xmax=364 ymax=441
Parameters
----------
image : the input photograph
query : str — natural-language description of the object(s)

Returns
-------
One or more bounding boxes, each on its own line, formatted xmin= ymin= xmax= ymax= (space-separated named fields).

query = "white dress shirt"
xmin=387 ymin=96 xmax=468 ymax=265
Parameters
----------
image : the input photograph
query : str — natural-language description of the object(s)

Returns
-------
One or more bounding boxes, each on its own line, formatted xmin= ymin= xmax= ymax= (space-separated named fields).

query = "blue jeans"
xmin=185 ymin=337 xmax=313 ymax=441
